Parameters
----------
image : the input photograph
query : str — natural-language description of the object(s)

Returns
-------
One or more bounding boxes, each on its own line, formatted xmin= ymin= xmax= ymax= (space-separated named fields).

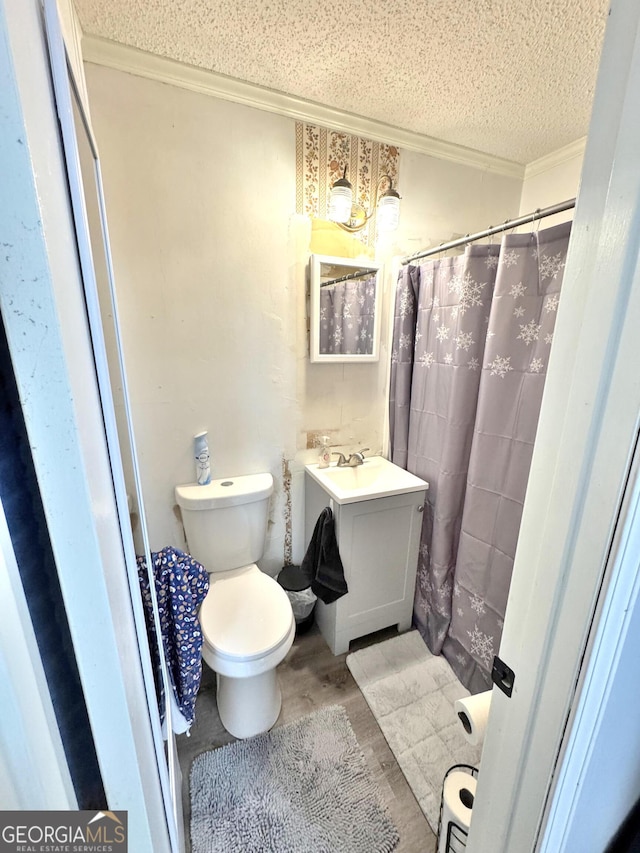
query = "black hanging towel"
xmin=301 ymin=507 xmax=348 ymax=604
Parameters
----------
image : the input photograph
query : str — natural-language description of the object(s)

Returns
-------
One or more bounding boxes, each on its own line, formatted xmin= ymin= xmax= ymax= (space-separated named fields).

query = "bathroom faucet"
xmin=332 ymin=448 xmax=370 ymax=466
xmin=346 ymin=448 xmax=370 ymax=466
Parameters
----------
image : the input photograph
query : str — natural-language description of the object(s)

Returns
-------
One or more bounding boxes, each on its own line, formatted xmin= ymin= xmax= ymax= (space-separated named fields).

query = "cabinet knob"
xmin=417 ymin=504 xmax=424 ymax=512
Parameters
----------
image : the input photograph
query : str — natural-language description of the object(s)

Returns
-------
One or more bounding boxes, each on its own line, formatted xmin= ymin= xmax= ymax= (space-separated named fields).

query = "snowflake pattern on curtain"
xmin=389 ymin=222 xmax=572 ymax=692
xmin=319 ymin=276 xmax=376 ymax=354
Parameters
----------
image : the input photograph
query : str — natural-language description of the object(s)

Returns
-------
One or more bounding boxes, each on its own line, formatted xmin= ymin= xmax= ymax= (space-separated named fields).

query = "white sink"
xmin=305 ymin=455 xmax=429 ymax=505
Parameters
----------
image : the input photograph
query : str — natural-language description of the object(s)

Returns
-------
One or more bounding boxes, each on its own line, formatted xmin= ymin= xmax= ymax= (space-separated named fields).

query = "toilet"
xmin=175 ymin=472 xmax=295 ymax=739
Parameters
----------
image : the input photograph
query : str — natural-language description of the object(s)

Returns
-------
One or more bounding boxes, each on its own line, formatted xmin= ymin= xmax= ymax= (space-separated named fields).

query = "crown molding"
xmin=524 ymin=137 xmax=586 ymax=180
xmin=82 ymin=35 xmax=525 ymax=180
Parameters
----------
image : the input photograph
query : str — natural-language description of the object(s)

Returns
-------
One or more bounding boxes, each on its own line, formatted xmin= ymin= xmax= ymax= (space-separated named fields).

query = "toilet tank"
xmin=175 ymin=473 xmax=273 ymax=572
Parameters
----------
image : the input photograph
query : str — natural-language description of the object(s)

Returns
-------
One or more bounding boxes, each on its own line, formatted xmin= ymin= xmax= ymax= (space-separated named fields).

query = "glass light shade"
xmin=377 ymin=194 xmax=400 ymax=232
xmin=328 ymin=185 xmax=353 ymax=224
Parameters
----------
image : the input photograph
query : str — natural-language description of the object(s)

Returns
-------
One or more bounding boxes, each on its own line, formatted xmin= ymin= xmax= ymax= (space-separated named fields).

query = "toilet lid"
xmin=200 ymin=570 xmax=293 ymax=661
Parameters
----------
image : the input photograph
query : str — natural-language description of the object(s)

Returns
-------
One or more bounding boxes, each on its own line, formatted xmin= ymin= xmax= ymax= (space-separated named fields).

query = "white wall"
xmin=396 ymin=148 xmax=525 ymax=255
xmin=84 ymin=62 xmax=522 ymax=571
xmin=85 ymin=64 xmax=298 ymax=573
xmin=519 ymin=142 xmax=585 ymax=225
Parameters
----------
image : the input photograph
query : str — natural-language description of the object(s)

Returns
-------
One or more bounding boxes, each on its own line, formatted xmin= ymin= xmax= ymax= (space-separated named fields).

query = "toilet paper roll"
xmin=454 ymin=690 xmax=493 ymax=747
xmin=437 ymin=770 xmax=477 ymax=853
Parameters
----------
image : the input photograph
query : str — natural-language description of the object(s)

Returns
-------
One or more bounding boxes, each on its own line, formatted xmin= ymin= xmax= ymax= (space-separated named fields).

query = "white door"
xmin=43 ymin=1 xmax=183 ymax=850
xmin=1 ymin=1 xmax=175 ymax=849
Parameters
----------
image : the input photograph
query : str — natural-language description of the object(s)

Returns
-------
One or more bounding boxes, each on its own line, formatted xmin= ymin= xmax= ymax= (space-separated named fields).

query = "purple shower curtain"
xmin=390 ymin=222 xmax=571 ymax=692
xmin=319 ymin=277 xmax=376 ymax=355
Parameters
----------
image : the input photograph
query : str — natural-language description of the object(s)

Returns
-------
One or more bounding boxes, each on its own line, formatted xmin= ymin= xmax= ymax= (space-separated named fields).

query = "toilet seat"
xmin=200 ymin=565 xmax=293 ymax=662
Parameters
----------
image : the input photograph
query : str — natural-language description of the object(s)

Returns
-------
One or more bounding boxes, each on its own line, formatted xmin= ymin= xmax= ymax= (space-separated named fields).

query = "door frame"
xmin=0 ymin=496 xmax=77 ymax=809
xmin=43 ymin=0 xmax=183 ymax=849
xmin=0 ymin=1 xmax=175 ymax=849
xmin=467 ymin=2 xmax=640 ymax=850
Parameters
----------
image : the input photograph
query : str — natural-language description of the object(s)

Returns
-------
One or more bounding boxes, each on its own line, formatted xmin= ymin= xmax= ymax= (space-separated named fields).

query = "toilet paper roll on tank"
xmin=454 ymin=689 xmax=493 ymax=747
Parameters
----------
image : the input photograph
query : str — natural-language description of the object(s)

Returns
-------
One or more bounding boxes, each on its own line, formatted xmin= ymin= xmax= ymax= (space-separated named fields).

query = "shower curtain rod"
xmin=401 ymin=197 xmax=576 ymax=265
xmin=320 ymin=267 xmax=377 ymax=287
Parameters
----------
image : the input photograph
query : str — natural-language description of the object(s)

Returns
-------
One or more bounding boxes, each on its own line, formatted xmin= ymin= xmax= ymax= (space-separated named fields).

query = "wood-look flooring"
xmin=177 ymin=624 xmax=437 ymax=853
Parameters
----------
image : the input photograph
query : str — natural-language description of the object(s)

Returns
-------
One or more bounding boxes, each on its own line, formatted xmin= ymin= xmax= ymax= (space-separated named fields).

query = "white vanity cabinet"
xmin=304 ymin=469 xmax=427 ymax=655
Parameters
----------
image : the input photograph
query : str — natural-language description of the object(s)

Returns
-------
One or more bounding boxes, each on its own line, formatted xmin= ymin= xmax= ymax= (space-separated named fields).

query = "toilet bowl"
xmin=175 ymin=472 xmax=295 ymax=739
xmin=200 ymin=564 xmax=294 ymax=738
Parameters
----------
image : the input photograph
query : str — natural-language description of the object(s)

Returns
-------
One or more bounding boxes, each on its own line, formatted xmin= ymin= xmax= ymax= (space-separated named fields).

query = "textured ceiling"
xmin=74 ymin=0 xmax=609 ymax=165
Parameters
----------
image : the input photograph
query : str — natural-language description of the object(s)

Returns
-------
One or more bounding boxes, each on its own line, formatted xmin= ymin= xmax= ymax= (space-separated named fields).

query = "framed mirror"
xmin=309 ymin=254 xmax=382 ymax=363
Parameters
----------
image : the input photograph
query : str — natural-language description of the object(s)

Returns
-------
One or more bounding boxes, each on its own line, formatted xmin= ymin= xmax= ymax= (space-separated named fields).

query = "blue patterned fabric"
xmin=137 ymin=547 xmax=209 ymax=730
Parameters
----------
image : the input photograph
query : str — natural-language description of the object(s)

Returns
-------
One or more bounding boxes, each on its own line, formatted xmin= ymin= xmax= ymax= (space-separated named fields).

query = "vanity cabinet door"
xmin=335 ymin=491 xmax=426 ymax=644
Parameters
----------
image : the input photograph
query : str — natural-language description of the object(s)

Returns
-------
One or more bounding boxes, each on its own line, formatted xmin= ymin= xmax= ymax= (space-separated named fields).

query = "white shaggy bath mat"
xmin=346 ymin=631 xmax=482 ymax=833
xmin=190 ymin=705 xmax=399 ymax=853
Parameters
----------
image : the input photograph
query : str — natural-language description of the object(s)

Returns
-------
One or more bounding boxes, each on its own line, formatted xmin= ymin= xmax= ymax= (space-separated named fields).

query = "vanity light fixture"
xmin=328 ymin=166 xmax=401 ymax=233
xmin=327 ymin=166 xmax=353 ymax=224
